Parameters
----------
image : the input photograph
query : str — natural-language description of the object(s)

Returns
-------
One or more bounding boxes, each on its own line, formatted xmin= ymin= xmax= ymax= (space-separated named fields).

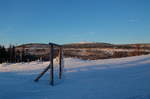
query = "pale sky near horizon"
xmin=0 ymin=0 xmax=150 ymax=46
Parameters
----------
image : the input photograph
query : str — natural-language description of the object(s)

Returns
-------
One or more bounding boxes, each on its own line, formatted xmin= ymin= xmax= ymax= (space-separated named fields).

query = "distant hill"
xmin=16 ymin=43 xmax=50 ymax=56
xmin=15 ymin=42 xmax=150 ymax=60
xmin=115 ymin=43 xmax=150 ymax=49
xmin=63 ymin=42 xmax=113 ymax=48
xmin=16 ymin=42 xmax=114 ymax=49
xmin=63 ymin=42 xmax=150 ymax=49
xmin=16 ymin=42 xmax=150 ymax=49
xmin=16 ymin=43 xmax=50 ymax=49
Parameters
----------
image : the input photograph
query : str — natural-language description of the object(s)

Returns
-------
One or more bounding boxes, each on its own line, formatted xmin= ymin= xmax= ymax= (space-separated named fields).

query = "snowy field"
xmin=0 ymin=55 xmax=150 ymax=99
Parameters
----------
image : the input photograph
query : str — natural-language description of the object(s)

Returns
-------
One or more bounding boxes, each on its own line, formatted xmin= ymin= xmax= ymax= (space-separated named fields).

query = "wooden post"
xmin=59 ymin=47 xmax=62 ymax=79
xmin=34 ymin=43 xmax=63 ymax=86
xmin=50 ymin=44 xmax=54 ymax=85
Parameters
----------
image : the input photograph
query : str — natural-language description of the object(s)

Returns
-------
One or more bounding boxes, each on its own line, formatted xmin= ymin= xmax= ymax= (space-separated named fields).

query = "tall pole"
xmin=59 ymin=47 xmax=62 ymax=79
xmin=50 ymin=44 xmax=54 ymax=85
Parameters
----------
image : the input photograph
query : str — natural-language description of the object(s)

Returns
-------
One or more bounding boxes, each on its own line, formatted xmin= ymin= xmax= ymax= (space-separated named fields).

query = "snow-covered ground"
xmin=0 ymin=55 xmax=150 ymax=99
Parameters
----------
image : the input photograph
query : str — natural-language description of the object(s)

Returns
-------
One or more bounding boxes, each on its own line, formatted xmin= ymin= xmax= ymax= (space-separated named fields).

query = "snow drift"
xmin=0 ymin=55 xmax=150 ymax=99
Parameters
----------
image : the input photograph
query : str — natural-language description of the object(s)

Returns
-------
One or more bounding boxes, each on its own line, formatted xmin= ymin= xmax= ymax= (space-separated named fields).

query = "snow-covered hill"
xmin=0 ymin=55 xmax=150 ymax=99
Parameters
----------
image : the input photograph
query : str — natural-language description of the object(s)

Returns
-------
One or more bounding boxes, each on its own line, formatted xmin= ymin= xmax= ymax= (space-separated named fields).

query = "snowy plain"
xmin=0 ymin=55 xmax=150 ymax=99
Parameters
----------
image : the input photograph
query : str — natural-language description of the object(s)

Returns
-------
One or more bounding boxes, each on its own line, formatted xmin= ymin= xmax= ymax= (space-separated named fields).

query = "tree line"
xmin=0 ymin=45 xmax=39 ymax=64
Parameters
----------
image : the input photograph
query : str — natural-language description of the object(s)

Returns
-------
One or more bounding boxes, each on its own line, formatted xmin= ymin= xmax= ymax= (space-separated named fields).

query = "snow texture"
xmin=0 ymin=55 xmax=150 ymax=99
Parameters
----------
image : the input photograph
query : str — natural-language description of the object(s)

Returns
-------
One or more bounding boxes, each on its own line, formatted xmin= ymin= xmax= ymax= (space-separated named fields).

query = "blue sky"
xmin=0 ymin=0 xmax=150 ymax=46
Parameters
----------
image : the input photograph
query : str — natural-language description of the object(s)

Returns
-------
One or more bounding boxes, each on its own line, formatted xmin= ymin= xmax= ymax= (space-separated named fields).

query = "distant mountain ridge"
xmin=16 ymin=42 xmax=150 ymax=49
xmin=17 ymin=43 xmax=50 ymax=48
xmin=63 ymin=42 xmax=113 ymax=48
xmin=15 ymin=42 xmax=150 ymax=60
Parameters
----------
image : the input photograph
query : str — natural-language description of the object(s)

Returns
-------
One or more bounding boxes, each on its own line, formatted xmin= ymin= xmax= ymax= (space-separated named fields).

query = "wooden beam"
xmin=49 ymin=43 xmax=62 ymax=47
xmin=50 ymin=44 xmax=54 ymax=85
xmin=34 ymin=65 xmax=50 ymax=82
xmin=59 ymin=47 xmax=62 ymax=79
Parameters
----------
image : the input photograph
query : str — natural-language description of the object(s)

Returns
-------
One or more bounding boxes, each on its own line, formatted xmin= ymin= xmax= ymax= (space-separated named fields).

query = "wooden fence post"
xmin=50 ymin=44 xmax=54 ymax=85
xmin=59 ymin=47 xmax=62 ymax=79
xmin=34 ymin=43 xmax=63 ymax=86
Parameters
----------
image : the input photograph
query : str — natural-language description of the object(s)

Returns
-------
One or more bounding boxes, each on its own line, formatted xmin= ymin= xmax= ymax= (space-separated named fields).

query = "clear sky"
xmin=0 ymin=0 xmax=150 ymax=46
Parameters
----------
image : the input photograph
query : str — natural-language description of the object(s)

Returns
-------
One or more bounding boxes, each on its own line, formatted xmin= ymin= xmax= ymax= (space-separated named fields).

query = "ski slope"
xmin=0 ymin=55 xmax=150 ymax=99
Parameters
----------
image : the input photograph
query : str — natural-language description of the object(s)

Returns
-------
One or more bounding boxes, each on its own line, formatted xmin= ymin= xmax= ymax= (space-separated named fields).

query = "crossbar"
xmin=49 ymin=43 xmax=62 ymax=47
